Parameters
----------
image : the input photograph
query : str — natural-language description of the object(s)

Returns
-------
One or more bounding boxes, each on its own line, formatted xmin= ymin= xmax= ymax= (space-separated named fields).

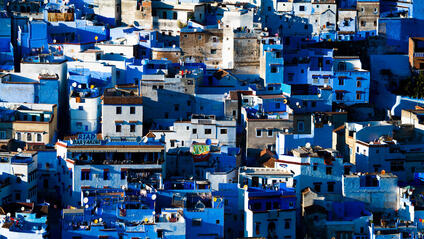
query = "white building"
xmin=238 ymin=167 xmax=294 ymax=188
xmin=101 ymin=88 xmax=143 ymax=138
xmin=150 ymin=114 xmax=237 ymax=152
xmin=69 ymin=87 xmax=102 ymax=134
xmin=0 ymin=152 xmax=38 ymax=203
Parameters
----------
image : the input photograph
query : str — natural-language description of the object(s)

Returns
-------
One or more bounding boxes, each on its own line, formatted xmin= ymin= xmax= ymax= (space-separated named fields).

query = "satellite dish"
xmin=134 ymin=21 xmax=140 ymax=27
xmin=72 ymin=82 xmax=77 ymax=87
xmin=136 ymin=136 xmax=142 ymax=143
xmin=305 ymin=142 xmax=311 ymax=148
xmin=21 ymin=207 xmax=25 ymax=211
xmin=78 ymin=84 xmax=82 ymax=89
xmin=85 ymin=204 xmax=89 ymax=209
xmin=83 ymin=197 xmax=89 ymax=204
xmin=105 ymin=136 xmax=111 ymax=143
xmin=6 ymin=213 xmax=10 ymax=217
xmin=205 ymin=139 xmax=211 ymax=145
xmin=99 ymin=218 xmax=103 ymax=222
xmin=17 ymin=148 xmax=22 ymax=153
xmin=151 ymin=194 xmax=157 ymax=201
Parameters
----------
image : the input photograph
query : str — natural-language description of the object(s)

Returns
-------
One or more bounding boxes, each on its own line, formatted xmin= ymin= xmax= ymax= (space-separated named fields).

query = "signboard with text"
xmin=71 ymin=134 xmax=101 ymax=145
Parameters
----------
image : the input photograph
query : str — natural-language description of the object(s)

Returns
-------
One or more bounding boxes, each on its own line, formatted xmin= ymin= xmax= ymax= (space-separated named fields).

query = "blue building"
xmin=260 ymin=37 xmax=291 ymax=95
xmin=48 ymin=20 xmax=109 ymax=45
xmin=0 ymin=203 xmax=49 ymax=238
xmin=0 ymin=16 xmax=14 ymax=71
xmin=332 ymin=56 xmax=370 ymax=105
xmin=17 ymin=20 xmax=49 ymax=58
xmin=62 ymin=187 xmax=186 ymax=239
xmin=157 ymin=187 xmax=225 ymax=239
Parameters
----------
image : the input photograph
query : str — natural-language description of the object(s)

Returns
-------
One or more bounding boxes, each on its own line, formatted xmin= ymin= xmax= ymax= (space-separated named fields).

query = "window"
xmin=187 ymin=100 xmax=191 ymax=106
xmin=284 ymin=219 xmax=291 ymax=229
xmin=198 ymin=35 xmax=202 ymax=40
xmin=130 ymin=107 xmax=136 ymax=114
xmin=299 ymin=5 xmax=305 ymax=11
xmin=170 ymin=141 xmax=175 ymax=147
xmin=336 ymin=92 xmax=343 ymax=100
xmin=174 ymin=104 xmax=179 ymax=111
xmin=313 ymin=183 xmax=321 ymax=192
xmin=193 ymin=128 xmax=197 ymax=134
xmin=313 ymin=163 xmax=318 ymax=171
xmin=220 ymin=129 xmax=227 ymax=134
xmin=121 ymin=169 xmax=127 ymax=180
xmin=267 ymin=129 xmax=273 ymax=137
xmin=327 ymin=182 xmax=335 ymax=192
xmin=338 ymin=62 xmax=346 ymax=72
xmin=361 ymin=21 xmax=366 ymax=27
xmin=390 ymin=160 xmax=404 ymax=172
xmin=374 ymin=21 xmax=377 ymax=26
xmin=162 ymin=11 xmax=167 ymax=19
xmin=36 ymin=133 xmax=42 ymax=142
xmin=356 ymin=92 xmax=362 ymax=100
xmin=27 ymin=133 xmax=32 ymax=141
xmin=130 ymin=125 xmax=136 ymax=132
xmin=103 ymin=170 xmax=109 ymax=180
xmin=78 ymin=106 xmax=84 ymax=110
xmin=357 ymin=81 xmax=361 ymax=88
xmin=297 ymin=121 xmax=305 ymax=132
xmin=338 ymin=78 xmax=344 ymax=85
xmin=116 ymin=107 xmax=122 ymax=114
xmin=16 ymin=132 xmax=21 ymax=141
xmin=192 ymin=219 xmax=202 ymax=226
xmin=205 ymin=129 xmax=212 ymax=134
xmin=256 ymin=129 xmax=262 ymax=137
xmin=255 ymin=222 xmax=260 ymax=234
xmin=213 ymin=37 xmax=217 ymax=43
xmin=173 ymin=12 xmax=177 ymax=19
xmin=81 ymin=170 xmax=90 ymax=180
xmin=276 ymin=103 xmax=281 ymax=109
xmin=211 ymin=49 xmax=217 ymax=54
xmin=326 ymin=167 xmax=332 ymax=175
xmin=116 ymin=125 xmax=121 ymax=133
xmin=271 ymin=65 xmax=278 ymax=73
xmin=266 ymin=202 xmax=271 ymax=210
xmin=15 ymin=192 xmax=20 ymax=201
xmin=311 ymin=101 xmax=316 ymax=107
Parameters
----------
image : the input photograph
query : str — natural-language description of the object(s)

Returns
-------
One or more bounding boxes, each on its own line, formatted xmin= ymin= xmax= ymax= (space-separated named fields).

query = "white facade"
xmin=70 ymin=94 xmax=102 ymax=134
xmin=238 ymin=167 xmax=294 ymax=188
xmin=0 ymin=152 xmax=38 ymax=203
xmin=102 ymin=104 xmax=143 ymax=138
xmin=151 ymin=116 xmax=237 ymax=151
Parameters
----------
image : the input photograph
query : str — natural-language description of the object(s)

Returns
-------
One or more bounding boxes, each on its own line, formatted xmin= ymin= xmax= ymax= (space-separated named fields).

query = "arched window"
xmin=268 ymin=222 xmax=276 ymax=239
xmin=27 ymin=133 xmax=32 ymax=142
